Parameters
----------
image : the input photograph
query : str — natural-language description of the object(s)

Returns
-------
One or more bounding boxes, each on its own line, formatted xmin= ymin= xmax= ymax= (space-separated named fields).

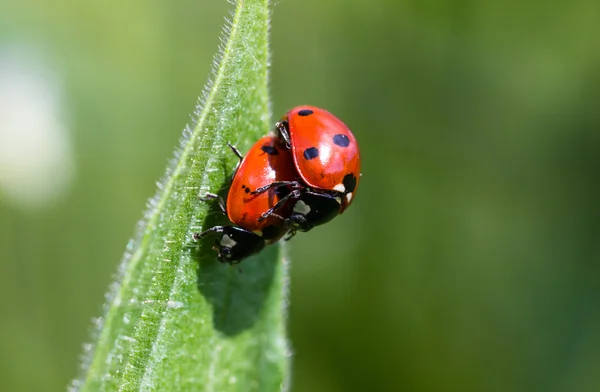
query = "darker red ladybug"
xmin=194 ymin=136 xmax=297 ymax=264
xmin=275 ymin=106 xmax=360 ymax=212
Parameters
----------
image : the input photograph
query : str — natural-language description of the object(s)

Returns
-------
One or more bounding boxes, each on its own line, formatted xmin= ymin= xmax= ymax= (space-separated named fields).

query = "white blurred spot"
xmin=0 ymin=45 xmax=74 ymax=209
xmin=346 ymin=192 xmax=353 ymax=203
xmin=166 ymin=300 xmax=184 ymax=309
xmin=220 ymin=234 xmax=237 ymax=248
xmin=293 ymin=199 xmax=311 ymax=215
xmin=333 ymin=183 xmax=345 ymax=193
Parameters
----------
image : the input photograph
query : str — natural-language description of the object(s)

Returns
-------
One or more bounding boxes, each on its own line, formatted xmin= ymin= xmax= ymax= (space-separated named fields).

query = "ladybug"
xmin=275 ymin=105 xmax=360 ymax=212
xmin=250 ymin=106 xmax=361 ymax=231
xmin=194 ymin=136 xmax=297 ymax=264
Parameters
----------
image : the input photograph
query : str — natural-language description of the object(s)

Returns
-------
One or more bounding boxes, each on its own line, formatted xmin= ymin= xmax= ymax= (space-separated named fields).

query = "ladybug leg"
xmin=257 ymin=189 xmax=303 ymax=222
xmin=226 ymin=142 xmax=244 ymax=162
xmin=283 ymin=229 xmax=297 ymax=241
xmin=252 ymin=180 xmax=302 ymax=195
xmin=265 ymin=211 xmax=286 ymax=221
xmin=226 ymin=143 xmax=244 ymax=177
xmin=275 ymin=121 xmax=291 ymax=149
xmin=200 ymin=192 xmax=226 ymax=215
xmin=193 ymin=225 xmax=226 ymax=240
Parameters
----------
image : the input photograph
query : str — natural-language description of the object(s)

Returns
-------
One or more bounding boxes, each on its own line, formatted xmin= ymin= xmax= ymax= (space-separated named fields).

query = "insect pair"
xmin=194 ymin=106 xmax=361 ymax=264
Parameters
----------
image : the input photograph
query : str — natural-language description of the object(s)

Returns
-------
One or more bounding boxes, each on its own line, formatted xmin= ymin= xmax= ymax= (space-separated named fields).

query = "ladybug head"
xmin=286 ymin=192 xmax=341 ymax=232
xmin=200 ymin=226 xmax=265 ymax=265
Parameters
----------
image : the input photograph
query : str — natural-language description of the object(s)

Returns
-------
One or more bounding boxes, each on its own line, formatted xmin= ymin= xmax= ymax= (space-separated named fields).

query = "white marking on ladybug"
xmin=335 ymin=196 xmax=342 ymax=204
xmin=220 ymin=234 xmax=237 ymax=248
xmin=252 ymin=229 xmax=263 ymax=236
xmin=346 ymin=192 xmax=353 ymax=203
xmin=333 ymin=183 xmax=345 ymax=193
xmin=293 ymin=200 xmax=311 ymax=215
xmin=320 ymin=144 xmax=333 ymax=162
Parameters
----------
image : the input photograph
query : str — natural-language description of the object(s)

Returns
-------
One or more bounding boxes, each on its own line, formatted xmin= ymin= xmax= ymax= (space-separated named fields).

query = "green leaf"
xmin=72 ymin=1 xmax=290 ymax=391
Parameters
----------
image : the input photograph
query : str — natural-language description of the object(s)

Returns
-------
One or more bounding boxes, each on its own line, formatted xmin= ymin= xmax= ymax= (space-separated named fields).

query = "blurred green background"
xmin=2 ymin=0 xmax=600 ymax=391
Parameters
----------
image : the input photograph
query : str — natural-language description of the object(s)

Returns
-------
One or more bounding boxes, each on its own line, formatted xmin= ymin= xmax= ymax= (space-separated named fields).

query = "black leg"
xmin=193 ymin=225 xmax=225 ymax=241
xmin=304 ymin=189 xmax=342 ymax=198
xmin=257 ymin=189 xmax=302 ymax=222
xmin=200 ymin=192 xmax=226 ymax=215
xmin=284 ymin=229 xmax=297 ymax=241
xmin=252 ymin=180 xmax=301 ymax=195
xmin=275 ymin=121 xmax=291 ymax=149
xmin=227 ymin=142 xmax=244 ymax=162
xmin=266 ymin=211 xmax=286 ymax=221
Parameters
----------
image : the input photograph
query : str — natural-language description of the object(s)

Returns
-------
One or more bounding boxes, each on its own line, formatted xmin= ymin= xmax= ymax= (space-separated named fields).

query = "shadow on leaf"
xmin=193 ymin=185 xmax=279 ymax=337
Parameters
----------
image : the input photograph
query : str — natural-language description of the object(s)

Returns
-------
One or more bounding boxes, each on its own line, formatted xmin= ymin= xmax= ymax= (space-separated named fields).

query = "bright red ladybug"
xmin=275 ymin=106 xmax=360 ymax=212
xmin=194 ymin=136 xmax=297 ymax=263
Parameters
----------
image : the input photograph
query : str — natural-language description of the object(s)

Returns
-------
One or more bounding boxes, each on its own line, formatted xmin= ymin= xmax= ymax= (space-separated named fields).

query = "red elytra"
xmin=277 ymin=106 xmax=360 ymax=212
xmin=226 ymin=135 xmax=297 ymax=241
xmin=194 ymin=136 xmax=299 ymax=264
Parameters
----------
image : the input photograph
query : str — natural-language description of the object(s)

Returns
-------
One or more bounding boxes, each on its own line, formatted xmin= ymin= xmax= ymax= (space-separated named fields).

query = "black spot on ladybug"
xmin=298 ymin=109 xmax=314 ymax=116
xmin=261 ymin=145 xmax=279 ymax=155
xmin=342 ymin=173 xmax=357 ymax=193
xmin=242 ymin=184 xmax=250 ymax=193
xmin=262 ymin=225 xmax=279 ymax=240
xmin=333 ymin=134 xmax=350 ymax=147
xmin=303 ymin=147 xmax=319 ymax=160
